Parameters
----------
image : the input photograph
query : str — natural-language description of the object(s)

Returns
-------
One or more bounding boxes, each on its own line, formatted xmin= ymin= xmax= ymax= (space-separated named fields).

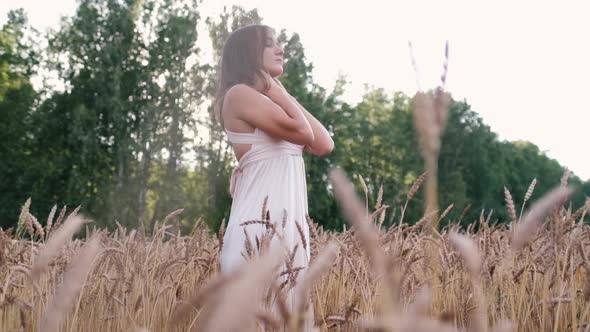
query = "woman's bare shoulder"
xmin=224 ymin=84 xmax=274 ymax=119
xmin=225 ymin=84 xmax=264 ymax=106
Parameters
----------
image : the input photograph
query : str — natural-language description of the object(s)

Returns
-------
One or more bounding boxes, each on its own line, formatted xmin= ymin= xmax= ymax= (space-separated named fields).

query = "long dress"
xmin=219 ymin=127 xmax=313 ymax=328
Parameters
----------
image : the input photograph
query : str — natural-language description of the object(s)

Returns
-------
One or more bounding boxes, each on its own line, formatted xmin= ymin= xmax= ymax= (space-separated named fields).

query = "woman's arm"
xmin=275 ymin=79 xmax=334 ymax=155
xmin=291 ymin=97 xmax=334 ymax=155
xmin=225 ymin=80 xmax=315 ymax=146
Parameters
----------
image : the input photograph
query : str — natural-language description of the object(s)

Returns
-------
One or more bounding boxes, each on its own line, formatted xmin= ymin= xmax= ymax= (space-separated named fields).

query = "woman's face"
xmin=261 ymin=32 xmax=284 ymax=77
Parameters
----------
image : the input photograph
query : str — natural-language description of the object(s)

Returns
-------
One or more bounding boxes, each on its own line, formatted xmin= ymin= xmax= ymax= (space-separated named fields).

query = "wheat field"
xmin=1 ymin=166 xmax=589 ymax=331
xmin=2 ymin=89 xmax=590 ymax=331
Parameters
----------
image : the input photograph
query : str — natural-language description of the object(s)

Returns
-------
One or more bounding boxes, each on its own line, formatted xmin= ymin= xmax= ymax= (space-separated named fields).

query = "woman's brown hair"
xmin=213 ymin=24 xmax=274 ymax=128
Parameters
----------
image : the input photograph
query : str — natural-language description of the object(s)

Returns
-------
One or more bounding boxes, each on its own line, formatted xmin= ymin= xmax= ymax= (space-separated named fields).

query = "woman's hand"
xmin=273 ymin=77 xmax=290 ymax=95
xmin=261 ymin=72 xmax=289 ymax=103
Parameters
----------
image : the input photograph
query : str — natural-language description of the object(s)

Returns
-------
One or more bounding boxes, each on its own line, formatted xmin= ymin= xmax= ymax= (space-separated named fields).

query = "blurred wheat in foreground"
xmin=1 ymin=169 xmax=589 ymax=332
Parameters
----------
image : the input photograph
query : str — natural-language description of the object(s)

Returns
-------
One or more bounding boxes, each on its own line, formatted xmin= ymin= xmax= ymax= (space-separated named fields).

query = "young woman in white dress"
xmin=214 ymin=24 xmax=334 ymax=326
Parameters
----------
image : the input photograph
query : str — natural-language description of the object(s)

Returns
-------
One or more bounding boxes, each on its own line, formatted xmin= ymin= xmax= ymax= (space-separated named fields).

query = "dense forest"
xmin=1 ymin=0 xmax=588 ymax=232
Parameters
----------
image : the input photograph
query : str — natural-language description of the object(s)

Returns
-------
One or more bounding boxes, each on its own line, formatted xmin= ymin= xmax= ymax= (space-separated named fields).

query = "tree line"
xmin=1 ymin=0 xmax=588 ymax=232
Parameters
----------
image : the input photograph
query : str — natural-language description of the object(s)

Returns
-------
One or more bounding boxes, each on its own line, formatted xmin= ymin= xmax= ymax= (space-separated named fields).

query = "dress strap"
xmin=225 ymin=128 xmax=277 ymax=145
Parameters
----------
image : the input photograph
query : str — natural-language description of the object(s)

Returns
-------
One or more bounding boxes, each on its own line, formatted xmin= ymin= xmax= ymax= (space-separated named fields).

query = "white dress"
xmin=219 ymin=127 xmax=313 ymax=328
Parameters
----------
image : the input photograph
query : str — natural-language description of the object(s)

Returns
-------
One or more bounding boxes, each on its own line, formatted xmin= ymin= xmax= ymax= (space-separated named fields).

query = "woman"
xmin=214 ymin=24 xmax=334 ymax=323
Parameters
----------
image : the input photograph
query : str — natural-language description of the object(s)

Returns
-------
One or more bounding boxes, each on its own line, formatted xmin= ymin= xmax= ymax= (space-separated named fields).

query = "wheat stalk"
xmin=31 ymin=215 xmax=86 ymax=283
xmin=40 ymin=236 xmax=102 ymax=332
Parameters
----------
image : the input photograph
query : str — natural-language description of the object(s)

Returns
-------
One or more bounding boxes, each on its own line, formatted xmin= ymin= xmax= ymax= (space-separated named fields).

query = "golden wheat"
xmin=0 ymin=174 xmax=588 ymax=331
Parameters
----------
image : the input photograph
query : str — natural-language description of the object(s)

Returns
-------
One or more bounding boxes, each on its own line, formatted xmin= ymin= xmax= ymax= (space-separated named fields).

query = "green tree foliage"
xmin=0 ymin=4 xmax=588 ymax=231
xmin=14 ymin=0 xmax=205 ymax=230
xmin=0 ymin=9 xmax=40 ymax=227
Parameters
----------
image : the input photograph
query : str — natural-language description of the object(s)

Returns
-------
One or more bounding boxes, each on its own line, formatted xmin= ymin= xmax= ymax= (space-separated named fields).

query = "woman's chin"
xmin=269 ymin=68 xmax=283 ymax=78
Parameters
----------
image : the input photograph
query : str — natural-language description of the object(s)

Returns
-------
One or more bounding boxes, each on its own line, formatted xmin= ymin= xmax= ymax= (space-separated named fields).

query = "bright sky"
xmin=2 ymin=0 xmax=589 ymax=180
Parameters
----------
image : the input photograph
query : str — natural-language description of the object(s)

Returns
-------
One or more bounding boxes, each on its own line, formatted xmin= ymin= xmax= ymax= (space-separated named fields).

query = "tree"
xmin=144 ymin=0 xmax=205 ymax=231
xmin=0 ymin=9 xmax=40 ymax=227
xmin=29 ymin=0 xmax=205 ymax=229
